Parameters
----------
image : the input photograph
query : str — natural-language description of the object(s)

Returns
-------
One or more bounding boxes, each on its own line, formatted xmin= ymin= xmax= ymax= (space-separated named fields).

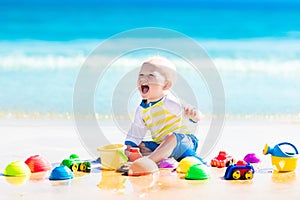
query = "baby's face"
xmin=137 ymin=64 xmax=167 ymax=102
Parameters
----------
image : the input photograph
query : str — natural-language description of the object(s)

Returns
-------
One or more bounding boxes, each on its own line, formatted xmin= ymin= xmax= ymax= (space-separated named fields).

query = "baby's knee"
xmin=165 ymin=133 xmax=177 ymax=142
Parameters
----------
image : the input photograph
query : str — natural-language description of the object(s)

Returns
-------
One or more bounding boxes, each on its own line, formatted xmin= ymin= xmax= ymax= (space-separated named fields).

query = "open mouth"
xmin=141 ymin=84 xmax=150 ymax=94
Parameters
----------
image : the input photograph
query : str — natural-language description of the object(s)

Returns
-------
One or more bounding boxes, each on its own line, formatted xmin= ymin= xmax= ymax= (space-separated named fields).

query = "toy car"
xmin=61 ymin=154 xmax=91 ymax=173
xmin=224 ymin=160 xmax=254 ymax=180
xmin=211 ymin=151 xmax=235 ymax=168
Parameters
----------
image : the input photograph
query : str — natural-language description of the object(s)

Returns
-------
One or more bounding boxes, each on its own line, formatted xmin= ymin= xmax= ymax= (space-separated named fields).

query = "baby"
xmin=125 ymin=56 xmax=201 ymax=163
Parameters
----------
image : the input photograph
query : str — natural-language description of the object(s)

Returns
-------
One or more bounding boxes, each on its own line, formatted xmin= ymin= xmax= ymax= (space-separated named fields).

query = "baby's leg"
xmin=148 ymin=133 xmax=177 ymax=163
xmin=138 ymin=142 xmax=152 ymax=156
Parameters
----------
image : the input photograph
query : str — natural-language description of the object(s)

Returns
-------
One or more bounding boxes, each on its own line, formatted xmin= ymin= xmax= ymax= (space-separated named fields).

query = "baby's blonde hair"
xmin=142 ymin=56 xmax=177 ymax=84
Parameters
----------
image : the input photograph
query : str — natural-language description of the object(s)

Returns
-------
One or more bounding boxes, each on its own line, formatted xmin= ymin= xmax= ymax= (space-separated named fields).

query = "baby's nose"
xmin=138 ymin=77 xmax=149 ymax=84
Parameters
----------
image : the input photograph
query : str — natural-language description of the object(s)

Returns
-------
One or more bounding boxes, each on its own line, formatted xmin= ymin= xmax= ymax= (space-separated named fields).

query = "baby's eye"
xmin=148 ymin=74 xmax=155 ymax=79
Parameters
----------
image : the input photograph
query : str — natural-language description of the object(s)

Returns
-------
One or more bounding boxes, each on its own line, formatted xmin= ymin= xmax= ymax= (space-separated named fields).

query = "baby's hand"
xmin=184 ymin=106 xmax=200 ymax=123
xmin=139 ymin=142 xmax=152 ymax=156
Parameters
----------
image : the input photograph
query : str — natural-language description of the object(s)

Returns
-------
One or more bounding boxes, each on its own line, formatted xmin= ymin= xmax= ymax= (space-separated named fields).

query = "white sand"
xmin=0 ymin=118 xmax=299 ymax=199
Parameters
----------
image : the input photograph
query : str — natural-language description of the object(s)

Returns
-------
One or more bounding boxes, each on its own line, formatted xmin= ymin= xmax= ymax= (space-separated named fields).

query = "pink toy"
xmin=244 ymin=153 xmax=261 ymax=163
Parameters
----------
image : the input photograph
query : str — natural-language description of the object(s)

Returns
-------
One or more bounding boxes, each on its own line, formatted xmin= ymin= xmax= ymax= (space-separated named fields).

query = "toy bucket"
xmin=263 ymin=142 xmax=298 ymax=172
xmin=97 ymin=144 xmax=128 ymax=170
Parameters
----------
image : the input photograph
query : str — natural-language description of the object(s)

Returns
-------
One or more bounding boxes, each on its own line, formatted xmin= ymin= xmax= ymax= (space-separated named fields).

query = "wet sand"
xmin=0 ymin=118 xmax=299 ymax=199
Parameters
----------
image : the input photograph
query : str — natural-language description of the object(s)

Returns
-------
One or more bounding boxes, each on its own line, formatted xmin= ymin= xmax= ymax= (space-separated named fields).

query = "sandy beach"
xmin=2 ymin=0 xmax=300 ymax=199
xmin=1 ymin=117 xmax=299 ymax=200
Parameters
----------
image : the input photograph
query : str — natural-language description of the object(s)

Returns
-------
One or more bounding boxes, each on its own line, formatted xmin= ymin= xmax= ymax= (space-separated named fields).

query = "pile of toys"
xmin=186 ymin=142 xmax=298 ymax=181
xmin=3 ymin=154 xmax=91 ymax=185
xmin=1 ymin=142 xmax=298 ymax=185
xmin=120 ymin=142 xmax=298 ymax=181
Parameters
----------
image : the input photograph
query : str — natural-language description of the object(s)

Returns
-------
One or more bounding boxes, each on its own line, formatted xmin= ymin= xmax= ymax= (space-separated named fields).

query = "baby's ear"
xmin=163 ymin=80 xmax=172 ymax=90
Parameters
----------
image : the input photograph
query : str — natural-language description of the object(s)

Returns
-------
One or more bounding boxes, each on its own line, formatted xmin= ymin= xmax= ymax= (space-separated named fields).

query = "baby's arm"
xmin=125 ymin=145 xmax=133 ymax=158
xmin=125 ymin=106 xmax=147 ymax=157
xmin=164 ymin=95 xmax=201 ymax=123
xmin=125 ymin=143 xmax=152 ymax=158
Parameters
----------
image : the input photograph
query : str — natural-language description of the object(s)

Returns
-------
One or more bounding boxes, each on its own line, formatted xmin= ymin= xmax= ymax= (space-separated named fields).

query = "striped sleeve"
xmin=125 ymin=106 xmax=147 ymax=146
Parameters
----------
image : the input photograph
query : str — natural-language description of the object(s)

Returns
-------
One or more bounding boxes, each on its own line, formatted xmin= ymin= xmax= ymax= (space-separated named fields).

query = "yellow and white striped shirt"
xmin=126 ymin=94 xmax=191 ymax=145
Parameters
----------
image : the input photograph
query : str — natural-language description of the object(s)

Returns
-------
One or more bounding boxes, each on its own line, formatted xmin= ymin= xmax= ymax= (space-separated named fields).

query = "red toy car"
xmin=211 ymin=151 xmax=235 ymax=168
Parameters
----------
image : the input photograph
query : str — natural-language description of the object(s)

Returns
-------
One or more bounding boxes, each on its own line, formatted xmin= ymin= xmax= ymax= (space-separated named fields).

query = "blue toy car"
xmin=224 ymin=160 xmax=254 ymax=180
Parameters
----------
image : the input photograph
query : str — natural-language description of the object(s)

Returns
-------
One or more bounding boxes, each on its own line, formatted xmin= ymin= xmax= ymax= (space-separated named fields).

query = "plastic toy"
xmin=263 ymin=142 xmax=298 ymax=172
xmin=49 ymin=166 xmax=74 ymax=180
xmin=25 ymin=155 xmax=52 ymax=173
xmin=159 ymin=157 xmax=178 ymax=168
xmin=224 ymin=160 xmax=255 ymax=180
xmin=176 ymin=156 xmax=203 ymax=173
xmin=185 ymin=164 xmax=211 ymax=180
xmin=61 ymin=154 xmax=91 ymax=173
xmin=97 ymin=144 xmax=128 ymax=170
xmin=244 ymin=153 xmax=261 ymax=163
xmin=4 ymin=161 xmax=31 ymax=177
xmin=128 ymin=157 xmax=159 ymax=176
xmin=129 ymin=147 xmax=142 ymax=162
xmin=211 ymin=151 xmax=235 ymax=168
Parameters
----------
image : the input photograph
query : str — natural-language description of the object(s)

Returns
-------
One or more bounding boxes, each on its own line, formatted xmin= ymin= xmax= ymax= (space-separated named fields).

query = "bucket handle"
xmin=278 ymin=142 xmax=299 ymax=154
xmin=117 ymin=150 xmax=128 ymax=162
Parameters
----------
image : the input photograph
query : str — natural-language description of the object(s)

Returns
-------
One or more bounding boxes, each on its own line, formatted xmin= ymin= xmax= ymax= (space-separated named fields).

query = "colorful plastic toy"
xmin=97 ymin=144 xmax=128 ymax=170
xmin=224 ymin=160 xmax=255 ymax=180
xmin=4 ymin=161 xmax=31 ymax=177
xmin=244 ymin=153 xmax=261 ymax=163
xmin=211 ymin=151 xmax=235 ymax=168
xmin=263 ymin=142 xmax=298 ymax=172
xmin=61 ymin=154 xmax=91 ymax=173
xmin=25 ymin=155 xmax=52 ymax=173
xmin=185 ymin=164 xmax=211 ymax=180
xmin=176 ymin=156 xmax=203 ymax=173
xmin=159 ymin=157 xmax=178 ymax=168
xmin=49 ymin=166 xmax=74 ymax=180
xmin=129 ymin=147 xmax=142 ymax=162
xmin=128 ymin=157 xmax=159 ymax=176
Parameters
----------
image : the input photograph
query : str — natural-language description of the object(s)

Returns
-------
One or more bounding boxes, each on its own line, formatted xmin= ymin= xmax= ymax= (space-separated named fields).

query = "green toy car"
xmin=61 ymin=154 xmax=91 ymax=173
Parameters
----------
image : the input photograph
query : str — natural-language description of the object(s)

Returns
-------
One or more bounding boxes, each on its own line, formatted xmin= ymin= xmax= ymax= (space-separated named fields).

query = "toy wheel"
xmin=232 ymin=170 xmax=241 ymax=180
xmin=79 ymin=163 xmax=87 ymax=172
xmin=71 ymin=163 xmax=78 ymax=172
xmin=244 ymin=170 xmax=253 ymax=180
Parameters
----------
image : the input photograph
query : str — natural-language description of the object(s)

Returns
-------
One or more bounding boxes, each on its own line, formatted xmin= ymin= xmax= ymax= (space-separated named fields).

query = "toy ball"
xmin=185 ymin=164 xmax=211 ymax=180
xmin=176 ymin=156 xmax=202 ymax=173
xmin=128 ymin=157 xmax=159 ymax=176
xmin=25 ymin=155 xmax=52 ymax=173
xmin=4 ymin=161 xmax=31 ymax=177
xmin=263 ymin=142 xmax=298 ymax=172
xmin=49 ymin=166 xmax=74 ymax=180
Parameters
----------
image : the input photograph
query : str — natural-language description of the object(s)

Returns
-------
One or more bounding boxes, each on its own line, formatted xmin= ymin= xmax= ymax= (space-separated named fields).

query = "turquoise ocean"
xmin=1 ymin=0 xmax=300 ymax=118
